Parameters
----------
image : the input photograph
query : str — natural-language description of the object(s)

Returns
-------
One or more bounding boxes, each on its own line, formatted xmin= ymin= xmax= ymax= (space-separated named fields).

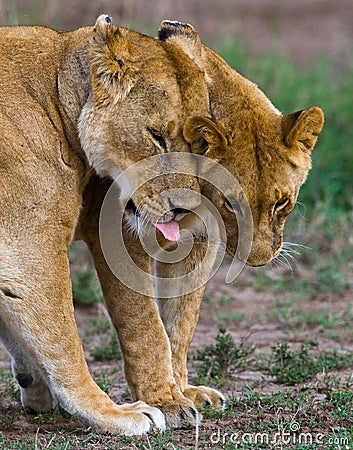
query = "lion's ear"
xmin=282 ymin=106 xmax=324 ymax=153
xmin=158 ymin=21 xmax=203 ymax=65
xmin=92 ymin=14 xmax=113 ymax=45
xmin=89 ymin=15 xmax=135 ymax=102
xmin=183 ymin=117 xmax=227 ymax=158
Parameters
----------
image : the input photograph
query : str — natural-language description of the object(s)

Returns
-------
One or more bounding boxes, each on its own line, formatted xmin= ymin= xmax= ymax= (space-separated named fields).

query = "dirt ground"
xmin=1 ymin=257 xmax=352 ymax=447
xmin=0 ymin=0 xmax=352 ymax=447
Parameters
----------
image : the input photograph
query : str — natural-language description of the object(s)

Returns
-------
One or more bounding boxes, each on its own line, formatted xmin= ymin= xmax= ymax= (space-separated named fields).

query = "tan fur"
xmin=98 ymin=21 xmax=324 ymax=419
xmin=0 ymin=16 xmax=218 ymax=434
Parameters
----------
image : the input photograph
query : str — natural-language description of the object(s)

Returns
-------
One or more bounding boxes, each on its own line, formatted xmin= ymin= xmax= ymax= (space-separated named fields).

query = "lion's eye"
xmin=274 ymin=197 xmax=290 ymax=212
xmin=224 ymin=198 xmax=242 ymax=215
xmin=148 ymin=129 xmax=167 ymax=152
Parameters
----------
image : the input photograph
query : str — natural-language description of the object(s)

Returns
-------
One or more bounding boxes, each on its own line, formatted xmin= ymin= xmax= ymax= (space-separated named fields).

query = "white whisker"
xmin=136 ymin=201 xmax=152 ymax=237
xmin=269 ymin=254 xmax=291 ymax=271
xmin=270 ymin=240 xmax=312 ymax=272
xmin=295 ymin=201 xmax=307 ymax=219
xmin=282 ymin=241 xmax=312 ymax=252
xmin=279 ymin=254 xmax=294 ymax=271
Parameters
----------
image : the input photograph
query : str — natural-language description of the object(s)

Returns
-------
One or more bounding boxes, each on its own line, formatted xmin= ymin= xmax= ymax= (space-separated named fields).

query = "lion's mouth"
xmin=125 ymin=199 xmax=181 ymax=242
xmin=125 ymin=199 xmax=139 ymax=216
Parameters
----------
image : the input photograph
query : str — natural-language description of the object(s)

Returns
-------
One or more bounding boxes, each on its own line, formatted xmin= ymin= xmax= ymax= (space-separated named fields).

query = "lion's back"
xmin=0 ymin=25 xmax=87 ymax=231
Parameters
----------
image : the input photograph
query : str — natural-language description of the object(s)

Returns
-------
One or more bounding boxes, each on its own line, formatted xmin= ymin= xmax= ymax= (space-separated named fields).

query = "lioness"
xmin=77 ymin=21 xmax=324 ymax=429
xmin=0 ymin=15 xmax=221 ymax=435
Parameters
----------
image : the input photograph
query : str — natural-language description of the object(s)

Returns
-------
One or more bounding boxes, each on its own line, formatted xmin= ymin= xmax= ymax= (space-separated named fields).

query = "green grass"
xmin=2 ymin=350 xmax=353 ymax=449
xmin=198 ymin=377 xmax=353 ymax=449
xmin=84 ymin=317 xmax=122 ymax=361
xmin=249 ymin=203 xmax=353 ymax=343
xmin=216 ymin=311 xmax=244 ymax=323
xmin=194 ymin=328 xmax=353 ymax=387
xmin=267 ymin=341 xmax=353 ymax=385
xmin=0 ymin=369 xmax=20 ymax=403
xmin=223 ymin=376 xmax=353 ymax=449
xmin=94 ymin=370 xmax=115 ymax=394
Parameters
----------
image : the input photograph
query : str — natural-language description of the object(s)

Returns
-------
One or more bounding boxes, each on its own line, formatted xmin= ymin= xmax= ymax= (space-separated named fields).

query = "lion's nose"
xmin=170 ymin=207 xmax=190 ymax=215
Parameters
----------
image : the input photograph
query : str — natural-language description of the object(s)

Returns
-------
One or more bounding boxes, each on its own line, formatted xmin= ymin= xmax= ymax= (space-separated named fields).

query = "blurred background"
xmin=1 ymin=0 xmax=352 ymax=64
xmin=0 ymin=0 xmax=353 ymax=62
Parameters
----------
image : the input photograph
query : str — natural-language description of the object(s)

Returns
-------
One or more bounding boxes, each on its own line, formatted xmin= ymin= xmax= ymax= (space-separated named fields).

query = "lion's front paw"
xmin=184 ymin=385 xmax=226 ymax=410
xmin=69 ymin=400 xmax=165 ymax=435
xmin=157 ymin=397 xmax=201 ymax=429
xmin=110 ymin=401 xmax=165 ymax=435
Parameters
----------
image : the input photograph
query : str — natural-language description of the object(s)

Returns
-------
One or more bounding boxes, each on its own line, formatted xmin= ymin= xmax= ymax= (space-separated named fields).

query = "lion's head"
xmin=78 ymin=16 xmax=213 ymax=241
xmin=159 ymin=21 xmax=324 ymax=266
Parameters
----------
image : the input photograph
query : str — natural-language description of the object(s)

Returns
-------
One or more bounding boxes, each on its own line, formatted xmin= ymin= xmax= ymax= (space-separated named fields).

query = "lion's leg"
xmin=84 ymin=230 xmax=199 ymax=429
xmin=158 ymin=293 xmax=226 ymax=410
xmin=0 ymin=245 xmax=164 ymax=435
xmin=155 ymin=241 xmax=226 ymax=410
xmin=0 ymin=317 xmax=54 ymax=412
xmin=77 ymin=180 xmax=198 ymax=429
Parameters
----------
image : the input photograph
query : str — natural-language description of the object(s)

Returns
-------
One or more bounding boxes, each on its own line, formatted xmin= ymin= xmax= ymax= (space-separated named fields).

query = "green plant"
xmin=95 ymin=371 xmax=114 ymax=394
xmin=0 ymin=369 xmax=20 ymax=403
xmin=269 ymin=341 xmax=318 ymax=384
xmin=268 ymin=341 xmax=353 ymax=384
xmin=194 ymin=328 xmax=256 ymax=385
xmin=72 ymin=266 xmax=103 ymax=306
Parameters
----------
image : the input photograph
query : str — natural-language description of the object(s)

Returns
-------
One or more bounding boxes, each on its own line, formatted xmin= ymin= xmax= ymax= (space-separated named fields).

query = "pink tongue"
xmin=153 ymin=220 xmax=180 ymax=242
